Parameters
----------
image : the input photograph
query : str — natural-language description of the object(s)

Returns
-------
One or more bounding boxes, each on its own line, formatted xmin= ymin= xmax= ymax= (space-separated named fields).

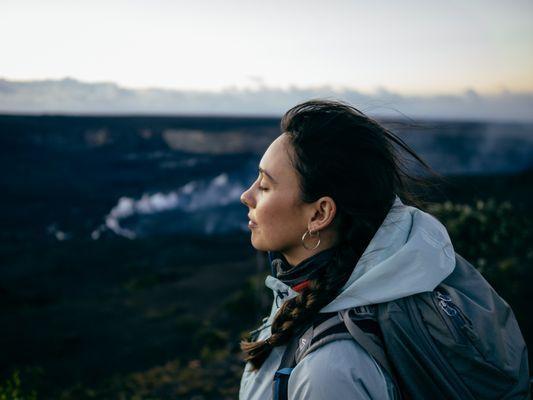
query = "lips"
xmin=248 ymin=214 xmax=258 ymax=227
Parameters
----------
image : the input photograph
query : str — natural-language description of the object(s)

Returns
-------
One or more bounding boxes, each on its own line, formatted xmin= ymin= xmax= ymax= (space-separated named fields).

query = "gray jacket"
xmin=239 ymin=197 xmax=457 ymax=400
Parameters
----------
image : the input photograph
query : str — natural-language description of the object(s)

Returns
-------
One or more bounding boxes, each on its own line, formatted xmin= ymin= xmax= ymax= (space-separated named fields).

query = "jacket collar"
xmin=267 ymin=246 xmax=338 ymax=290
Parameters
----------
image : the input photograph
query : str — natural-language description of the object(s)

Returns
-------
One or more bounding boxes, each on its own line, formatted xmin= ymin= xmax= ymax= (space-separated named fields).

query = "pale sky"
xmin=1 ymin=0 xmax=532 ymax=94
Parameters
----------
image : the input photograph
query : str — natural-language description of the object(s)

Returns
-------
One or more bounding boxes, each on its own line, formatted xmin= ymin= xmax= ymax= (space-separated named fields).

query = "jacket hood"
xmin=265 ymin=196 xmax=456 ymax=313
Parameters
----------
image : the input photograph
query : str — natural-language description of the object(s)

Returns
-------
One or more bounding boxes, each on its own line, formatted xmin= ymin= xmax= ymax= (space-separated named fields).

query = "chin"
xmin=250 ymin=237 xmax=266 ymax=251
xmin=250 ymin=234 xmax=275 ymax=252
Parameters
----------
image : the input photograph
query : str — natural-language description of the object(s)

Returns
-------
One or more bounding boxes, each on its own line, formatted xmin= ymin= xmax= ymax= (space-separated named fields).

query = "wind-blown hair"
xmin=240 ymin=99 xmax=436 ymax=370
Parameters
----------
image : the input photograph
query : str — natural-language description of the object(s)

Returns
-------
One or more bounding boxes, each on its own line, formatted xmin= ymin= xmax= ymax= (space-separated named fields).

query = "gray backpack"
xmin=273 ymin=253 xmax=531 ymax=400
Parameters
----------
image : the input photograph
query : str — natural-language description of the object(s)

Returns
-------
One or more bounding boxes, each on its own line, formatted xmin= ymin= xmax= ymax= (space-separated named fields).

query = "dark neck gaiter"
xmin=267 ymin=246 xmax=338 ymax=292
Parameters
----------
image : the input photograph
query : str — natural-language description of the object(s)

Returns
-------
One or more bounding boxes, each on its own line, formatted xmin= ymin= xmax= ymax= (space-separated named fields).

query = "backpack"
xmin=273 ymin=253 xmax=531 ymax=400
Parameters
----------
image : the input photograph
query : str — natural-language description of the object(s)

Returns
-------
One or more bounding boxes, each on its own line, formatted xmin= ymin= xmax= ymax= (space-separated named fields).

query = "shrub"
xmin=0 ymin=370 xmax=37 ymax=400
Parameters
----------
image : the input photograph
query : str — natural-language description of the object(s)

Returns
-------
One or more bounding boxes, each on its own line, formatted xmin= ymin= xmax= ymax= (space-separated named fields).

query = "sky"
xmin=1 ymin=0 xmax=532 ymax=95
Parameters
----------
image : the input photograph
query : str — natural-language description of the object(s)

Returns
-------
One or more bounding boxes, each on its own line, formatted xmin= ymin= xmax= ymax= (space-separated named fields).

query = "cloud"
xmin=1 ymin=77 xmax=532 ymax=122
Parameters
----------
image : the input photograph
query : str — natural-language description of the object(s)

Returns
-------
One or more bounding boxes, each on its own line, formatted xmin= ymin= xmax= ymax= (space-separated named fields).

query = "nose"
xmin=240 ymin=185 xmax=254 ymax=208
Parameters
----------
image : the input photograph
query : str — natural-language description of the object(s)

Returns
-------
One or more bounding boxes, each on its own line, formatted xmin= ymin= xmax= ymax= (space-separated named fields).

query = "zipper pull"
xmin=436 ymin=290 xmax=452 ymax=302
xmin=436 ymin=290 xmax=457 ymax=316
xmin=439 ymin=300 xmax=458 ymax=317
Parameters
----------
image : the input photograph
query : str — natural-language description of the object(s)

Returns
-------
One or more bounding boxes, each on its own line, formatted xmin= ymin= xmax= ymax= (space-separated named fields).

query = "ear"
xmin=308 ymin=196 xmax=337 ymax=232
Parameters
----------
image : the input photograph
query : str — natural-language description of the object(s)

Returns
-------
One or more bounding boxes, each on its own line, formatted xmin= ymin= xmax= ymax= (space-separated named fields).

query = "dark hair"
xmin=240 ymin=99 xmax=438 ymax=370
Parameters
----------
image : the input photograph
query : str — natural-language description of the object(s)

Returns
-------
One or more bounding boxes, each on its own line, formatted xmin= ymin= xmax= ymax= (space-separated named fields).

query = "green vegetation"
xmin=0 ymin=370 xmax=37 ymax=400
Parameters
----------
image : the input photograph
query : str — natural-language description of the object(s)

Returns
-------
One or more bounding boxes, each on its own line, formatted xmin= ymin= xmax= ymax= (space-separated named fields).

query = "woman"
xmin=237 ymin=100 xmax=526 ymax=399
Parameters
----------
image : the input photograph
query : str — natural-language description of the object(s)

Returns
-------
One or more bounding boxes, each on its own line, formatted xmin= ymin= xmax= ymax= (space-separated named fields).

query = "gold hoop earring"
xmin=301 ymin=229 xmax=320 ymax=250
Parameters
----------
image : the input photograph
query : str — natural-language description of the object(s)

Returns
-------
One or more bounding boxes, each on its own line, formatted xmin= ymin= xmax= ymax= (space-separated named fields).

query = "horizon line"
xmin=2 ymin=76 xmax=532 ymax=98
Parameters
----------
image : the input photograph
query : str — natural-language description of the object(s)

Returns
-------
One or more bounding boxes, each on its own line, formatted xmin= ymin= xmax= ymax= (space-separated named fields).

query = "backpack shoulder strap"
xmin=273 ymin=309 xmax=398 ymax=400
xmin=295 ymin=312 xmax=352 ymax=363
xmin=339 ymin=308 xmax=397 ymax=382
xmin=272 ymin=313 xmax=343 ymax=400
xmin=272 ymin=327 xmax=301 ymax=400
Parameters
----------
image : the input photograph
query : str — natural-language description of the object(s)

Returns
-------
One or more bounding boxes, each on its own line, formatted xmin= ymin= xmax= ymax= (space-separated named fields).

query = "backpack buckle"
xmin=350 ymin=305 xmax=377 ymax=319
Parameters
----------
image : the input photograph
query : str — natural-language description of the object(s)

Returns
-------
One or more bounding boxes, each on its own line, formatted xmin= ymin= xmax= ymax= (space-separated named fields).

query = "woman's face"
xmin=240 ymin=134 xmax=315 ymax=261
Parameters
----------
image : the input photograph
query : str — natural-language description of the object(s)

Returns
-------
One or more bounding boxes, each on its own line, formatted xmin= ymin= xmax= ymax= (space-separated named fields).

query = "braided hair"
xmin=241 ymin=99 xmax=436 ymax=370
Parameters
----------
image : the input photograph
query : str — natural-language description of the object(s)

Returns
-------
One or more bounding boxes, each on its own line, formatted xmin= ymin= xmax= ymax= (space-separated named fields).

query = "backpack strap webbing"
xmin=340 ymin=308 xmax=396 ymax=380
xmin=272 ymin=323 xmax=311 ymax=400
xmin=272 ymin=313 xmax=339 ymax=400
xmin=295 ymin=313 xmax=352 ymax=363
xmin=273 ymin=368 xmax=293 ymax=400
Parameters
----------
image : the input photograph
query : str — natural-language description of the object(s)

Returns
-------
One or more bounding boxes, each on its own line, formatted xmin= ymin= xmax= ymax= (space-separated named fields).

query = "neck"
xmin=281 ymin=229 xmax=339 ymax=266
xmin=282 ymin=248 xmax=317 ymax=267
xmin=268 ymin=245 xmax=338 ymax=291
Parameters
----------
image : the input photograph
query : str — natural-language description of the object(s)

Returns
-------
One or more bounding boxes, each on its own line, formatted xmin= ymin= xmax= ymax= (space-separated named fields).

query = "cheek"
xmin=258 ymin=195 xmax=303 ymax=230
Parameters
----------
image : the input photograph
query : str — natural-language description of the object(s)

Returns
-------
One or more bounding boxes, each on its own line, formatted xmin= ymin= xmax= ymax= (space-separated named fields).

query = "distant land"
xmin=1 ymin=114 xmax=531 ymax=242
xmin=1 ymin=77 xmax=533 ymax=122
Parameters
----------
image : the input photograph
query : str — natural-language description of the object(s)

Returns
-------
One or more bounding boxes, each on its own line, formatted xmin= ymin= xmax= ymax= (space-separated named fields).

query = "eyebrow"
xmin=258 ymin=167 xmax=277 ymax=184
